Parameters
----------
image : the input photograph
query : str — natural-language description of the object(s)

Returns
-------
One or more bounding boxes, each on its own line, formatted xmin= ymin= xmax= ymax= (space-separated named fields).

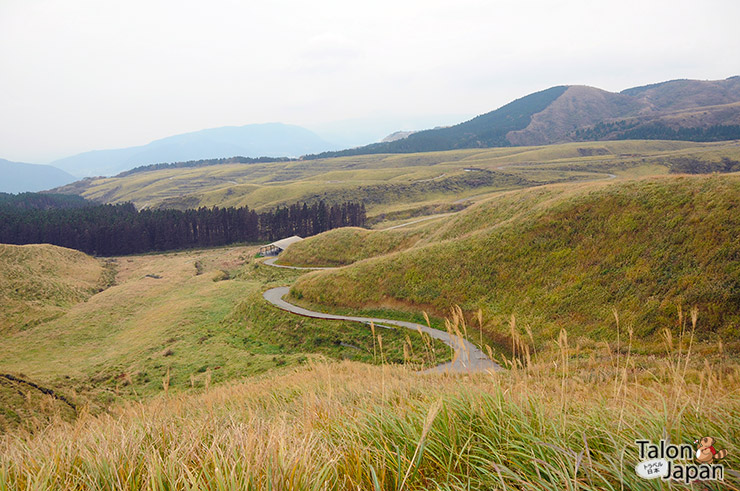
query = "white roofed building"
xmin=258 ymin=236 xmax=303 ymax=256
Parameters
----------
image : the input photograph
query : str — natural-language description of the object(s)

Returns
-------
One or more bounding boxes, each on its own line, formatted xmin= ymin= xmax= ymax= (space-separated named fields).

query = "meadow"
xmin=0 ymin=244 xmax=449 ymax=432
xmin=2 ymin=332 xmax=738 ymax=489
xmin=3 ymin=141 xmax=740 ymax=488
xmin=55 ymin=140 xmax=740 ymax=224
xmin=289 ymin=173 xmax=740 ymax=356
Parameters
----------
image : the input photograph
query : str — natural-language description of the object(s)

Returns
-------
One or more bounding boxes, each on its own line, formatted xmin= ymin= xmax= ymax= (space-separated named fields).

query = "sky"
xmin=1 ymin=0 xmax=739 ymax=163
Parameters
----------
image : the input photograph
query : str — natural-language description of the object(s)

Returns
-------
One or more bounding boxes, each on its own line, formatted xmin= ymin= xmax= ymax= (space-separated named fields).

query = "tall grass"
xmin=1 ymin=316 xmax=738 ymax=490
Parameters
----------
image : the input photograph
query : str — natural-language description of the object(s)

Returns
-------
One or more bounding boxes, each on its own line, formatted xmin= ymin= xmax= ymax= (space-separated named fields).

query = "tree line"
xmin=0 ymin=195 xmax=365 ymax=256
xmin=115 ymin=156 xmax=296 ymax=178
xmin=573 ymin=121 xmax=740 ymax=143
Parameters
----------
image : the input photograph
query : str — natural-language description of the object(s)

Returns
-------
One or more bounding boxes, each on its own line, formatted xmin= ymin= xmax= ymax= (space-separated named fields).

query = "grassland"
xmin=2 ymin=346 xmax=738 ymax=489
xmin=277 ymin=227 xmax=425 ymax=267
xmin=290 ymin=173 xmax=740 ymax=355
xmin=0 ymin=244 xmax=109 ymax=332
xmin=0 ymin=245 xmax=449 ymax=432
xmin=4 ymin=141 xmax=740 ymax=488
xmin=55 ymin=140 xmax=740 ymax=225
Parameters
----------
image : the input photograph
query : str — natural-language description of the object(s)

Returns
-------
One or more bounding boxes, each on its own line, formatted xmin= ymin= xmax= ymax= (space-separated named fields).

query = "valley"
xmin=2 ymin=140 xmax=739 ymax=489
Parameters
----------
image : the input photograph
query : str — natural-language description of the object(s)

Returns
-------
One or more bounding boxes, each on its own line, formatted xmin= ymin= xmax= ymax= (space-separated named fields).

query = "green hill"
xmin=0 ymin=244 xmax=108 ymax=332
xmin=0 ymin=246 xmax=447 ymax=410
xmin=290 ymin=174 xmax=740 ymax=349
xmin=50 ymin=140 xmax=740 ymax=227
xmin=277 ymin=227 xmax=425 ymax=267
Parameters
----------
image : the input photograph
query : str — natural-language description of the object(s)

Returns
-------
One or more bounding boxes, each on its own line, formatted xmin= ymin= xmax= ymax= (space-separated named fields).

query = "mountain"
xmin=381 ymin=130 xmax=417 ymax=142
xmin=0 ymin=159 xmax=76 ymax=193
xmin=306 ymin=77 xmax=740 ymax=158
xmin=51 ymin=123 xmax=335 ymax=177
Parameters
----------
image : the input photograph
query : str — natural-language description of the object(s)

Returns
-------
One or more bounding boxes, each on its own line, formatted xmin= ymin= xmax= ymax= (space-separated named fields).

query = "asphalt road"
xmin=262 ymin=286 xmax=501 ymax=374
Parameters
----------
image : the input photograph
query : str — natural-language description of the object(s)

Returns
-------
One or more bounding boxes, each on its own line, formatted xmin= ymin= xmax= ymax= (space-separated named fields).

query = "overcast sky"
xmin=1 ymin=0 xmax=739 ymax=163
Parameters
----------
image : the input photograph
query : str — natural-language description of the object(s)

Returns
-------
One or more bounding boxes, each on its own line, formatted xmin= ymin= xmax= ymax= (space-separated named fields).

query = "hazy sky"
xmin=1 ymin=0 xmax=739 ymax=163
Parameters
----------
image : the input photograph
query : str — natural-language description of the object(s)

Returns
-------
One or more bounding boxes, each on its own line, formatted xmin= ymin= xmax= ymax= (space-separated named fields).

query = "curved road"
xmin=263 ymin=256 xmax=335 ymax=270
xmin=262 ymin=285 xmax=500 ymax=373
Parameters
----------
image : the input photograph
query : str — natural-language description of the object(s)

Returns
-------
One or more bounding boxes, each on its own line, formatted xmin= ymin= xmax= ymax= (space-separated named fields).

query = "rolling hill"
xmin=0 ymin=244 xmax=447 ymax=414
xmin=49 ymin=139 xmax=740 ymax=223
xmin=0 ymin=244 xmax=107 ymax=332
xmin=51 ymin=123 xmax=335 ymax=177
xmin=289 ymin=173 xmax=740 ymax=349
xmin=0 ymin=159 xmax=76 ymax=193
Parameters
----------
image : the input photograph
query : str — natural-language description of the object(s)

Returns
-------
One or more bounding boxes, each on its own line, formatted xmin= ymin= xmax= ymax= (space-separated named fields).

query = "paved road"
xmin=262 ymin=286 xmax=501 ymax=374
xmin=263 ymin=257 xmax=335 ymax=270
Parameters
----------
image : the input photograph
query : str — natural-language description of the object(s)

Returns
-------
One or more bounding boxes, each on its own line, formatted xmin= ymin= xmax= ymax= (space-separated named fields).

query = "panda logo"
xmin=694 ymin=437 xmax=728 ymax=464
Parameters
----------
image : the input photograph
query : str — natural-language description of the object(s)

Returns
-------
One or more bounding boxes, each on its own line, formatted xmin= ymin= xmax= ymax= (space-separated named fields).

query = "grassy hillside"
xmin=0 ymin=374 xmax=77 ymax=433
xmin=0 ymin=245 xmax=448 ymax=418
xmin=52 ymin=140 xmax=740 ymax=225
xmin=277 ymin=227 xmax=425 ymax=267
xmin=0 ymin=244 xmax=108 ymax=332
xmin=2 ymin=354 xmax=738 ymax=489
xmin=290 ymin=174 xmax=740 ymax=350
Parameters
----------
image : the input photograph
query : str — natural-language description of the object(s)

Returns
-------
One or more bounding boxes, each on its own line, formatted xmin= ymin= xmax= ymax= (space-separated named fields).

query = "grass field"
xmin=277 ymin=227 xmax=425 ymax=267
xmin=0 ymin=245 xmax=449 ymax=432
xmin=0 ymin=244 xmax=109 ymax=333
xmin=289 ymin=173 xmax=740 ymax=357
xmin=55 ymin=140 xmax=740 ymax=225
xmin=2 ymin=345 xmax=738 ymax=489
xmin=4 ymin=141 xmax=740 ymax=488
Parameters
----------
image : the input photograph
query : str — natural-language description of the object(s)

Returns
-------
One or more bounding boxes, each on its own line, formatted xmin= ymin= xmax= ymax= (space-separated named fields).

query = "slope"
xmin=290 ymin=174 xmax=740 ymax=348
xmin=506 ymin=85 xmax=644 ymax=145
xmin=50 ymin=140 xmax=740 ymax=223
xmin=0 ymin=245 xmax=447 ymax=407
xmin=0 ymin=244 xmax=107 ymax=332
xmin=306 ymin=77 xmax=740 ymax=156
xmin=307 ymin=86 xmax=570 ymax=157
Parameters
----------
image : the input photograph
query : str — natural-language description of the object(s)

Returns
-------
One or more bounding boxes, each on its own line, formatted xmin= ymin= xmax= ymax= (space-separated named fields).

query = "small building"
xmin=258 ymin=235 xmax=303 ymax=256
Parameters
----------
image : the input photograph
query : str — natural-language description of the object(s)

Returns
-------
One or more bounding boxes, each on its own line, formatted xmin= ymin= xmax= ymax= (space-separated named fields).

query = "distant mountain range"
xmin=51 ymin=123 xmax=335 ymax=177
xmin=5 ymin=76 xmax=740 ymax=192
xmin=310 ymin=77 xmax=740 ymax=158
xmin=0 ymin=159 xmax=76 ymax=194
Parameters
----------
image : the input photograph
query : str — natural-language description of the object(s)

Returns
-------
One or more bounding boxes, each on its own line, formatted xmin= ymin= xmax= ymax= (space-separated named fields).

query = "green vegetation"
xmin=575 ymin=120 xmax=740 ymax=142
xmin=0 ymin=198 xmax=364 ymax=256
xmin=278 ymin=227 xmax=424 ymax=267
xmin=53 ymin=140 xmax=740 ymax=227
xmin=0 ymin=374 xmax=77 ymax=433
xmin=116 ymin=156 xmax=295 ymax=177
xmin=0 ymin=244 xmax=106 ymax=332
xmin=2 ymin=348 xmax=738 ymax=489
xmin=291 ymin=174 xmax=740 ymax=351
xmin=0 ymin=192 xmax=90 ymax=209
xmin=4 ymin=136 xmax=740 ymax=487
xmin=306 ymin=85 xmax=570 ymax=157
xmin=0 ymin=245 xmax=449 ymax=428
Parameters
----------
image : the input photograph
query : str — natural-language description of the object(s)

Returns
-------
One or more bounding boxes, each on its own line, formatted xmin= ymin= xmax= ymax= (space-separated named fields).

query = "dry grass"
xmin=55 ymin=140 xmax=740 ymax=227
xmin=0 ymin=245 xmax=448 ymax=417
xmin=0 ymin=244 xmax=106 ymax=332
xmin=278 ymin=227 xmax=424 ymax=267
xmin=291 ymin=173 xmax=740 ymax=349
xmin=1 ymin=326 xmax=738 ymax=490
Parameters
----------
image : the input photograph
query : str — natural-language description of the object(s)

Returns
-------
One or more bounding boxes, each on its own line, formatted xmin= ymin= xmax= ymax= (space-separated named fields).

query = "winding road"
xmin=261 ymin=260 xmax=501 ymax=373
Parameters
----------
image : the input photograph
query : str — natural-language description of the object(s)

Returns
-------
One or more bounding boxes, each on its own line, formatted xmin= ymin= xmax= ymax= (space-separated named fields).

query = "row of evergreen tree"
xmin=0 ymin=199 xmax=365 ymax=256
xmin=573 ymin=121 xmax=740 ymax=142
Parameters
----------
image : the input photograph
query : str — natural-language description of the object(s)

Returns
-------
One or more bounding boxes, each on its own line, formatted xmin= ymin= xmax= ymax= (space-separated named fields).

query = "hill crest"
xmin=306 ymin=77 xmax=740 ymax=158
